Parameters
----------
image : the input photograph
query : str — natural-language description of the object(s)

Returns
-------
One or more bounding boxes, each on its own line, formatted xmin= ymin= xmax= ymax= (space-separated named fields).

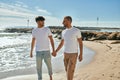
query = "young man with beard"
xmin=55 ymin=16 xmax=83 ymax=80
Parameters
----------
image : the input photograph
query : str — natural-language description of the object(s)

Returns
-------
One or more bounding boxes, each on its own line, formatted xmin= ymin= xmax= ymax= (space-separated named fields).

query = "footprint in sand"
xmin=102 ymin=74 xmax=104 ymax=76
xmin=119 ymin=72 xmax=120 ymax=74
xmin=109 ymin=73 xmax=114 ymax=78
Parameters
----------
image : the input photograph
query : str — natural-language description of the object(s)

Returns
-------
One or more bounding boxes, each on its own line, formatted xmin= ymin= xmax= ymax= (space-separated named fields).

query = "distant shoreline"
xmin=1 ymin=26 xmax=120 ymax=33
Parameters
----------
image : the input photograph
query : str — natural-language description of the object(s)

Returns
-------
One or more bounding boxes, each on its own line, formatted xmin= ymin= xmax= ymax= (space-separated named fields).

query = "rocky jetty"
xmin=4 ymin=28 xmax=33 ymax=33
xmin=53 ymin=31 xmax=120 ymax=41
xmin=82 ymin=32 xmax=120 ymax=41
xmin=3 ymin=27 xmax=120 ymax=41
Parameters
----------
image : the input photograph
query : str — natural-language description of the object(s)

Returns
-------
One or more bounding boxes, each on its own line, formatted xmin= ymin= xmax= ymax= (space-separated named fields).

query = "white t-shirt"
xmin=62 ymin=27 xmax=82 ymax=53
xmin=32 ymin=27 xmax=52 ymax=51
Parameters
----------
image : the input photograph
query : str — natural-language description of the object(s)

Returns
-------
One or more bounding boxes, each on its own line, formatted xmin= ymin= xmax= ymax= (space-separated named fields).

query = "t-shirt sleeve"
xmin=76 ymin=29 xmax=82 ymax=38
xmin=48 ymin=28 xmax=52 ymax=36
xmin=32 ymin=29 xmax=35 ymax=38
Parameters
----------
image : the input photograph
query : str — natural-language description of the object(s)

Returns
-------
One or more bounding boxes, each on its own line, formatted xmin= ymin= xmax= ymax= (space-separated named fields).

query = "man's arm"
xmin=49 ymin=36 xmax=55 ymax=51
xmin=56 ymin=39 xmax=64 ymax=53
xmin=30 ymin=38 xmax=35 ymax=58
xmin=77 ymin=38 xmax=83 ymax=62
xmin=49 ymin=36 xmax=56 ymax=56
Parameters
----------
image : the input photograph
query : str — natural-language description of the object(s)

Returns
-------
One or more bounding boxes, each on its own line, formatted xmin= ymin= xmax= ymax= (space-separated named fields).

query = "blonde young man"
xmin=30 ymin=16 xmax=56 ymax=80
xmin=55 ymin=16 xmax=83 ymax=80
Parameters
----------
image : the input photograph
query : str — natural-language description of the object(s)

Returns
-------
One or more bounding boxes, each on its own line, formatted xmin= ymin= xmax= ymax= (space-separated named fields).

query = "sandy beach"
xmin=1 ymin=40 xmax=120 ymax=80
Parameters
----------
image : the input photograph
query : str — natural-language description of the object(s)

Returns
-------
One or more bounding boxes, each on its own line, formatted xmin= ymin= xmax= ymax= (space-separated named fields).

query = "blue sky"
xmin=0 ymin=0 xmax=120 ymax=27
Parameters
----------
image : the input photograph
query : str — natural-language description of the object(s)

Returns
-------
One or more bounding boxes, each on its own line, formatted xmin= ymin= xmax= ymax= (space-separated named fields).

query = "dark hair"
xmin=64 ymin=16 xmax=72 ymax=22
xmin=35 ymin=16 xmax=45 ymax=22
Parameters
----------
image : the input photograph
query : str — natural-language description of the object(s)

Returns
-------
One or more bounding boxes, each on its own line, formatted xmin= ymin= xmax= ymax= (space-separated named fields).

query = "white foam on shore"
xmin=0 ymin=45 xmax=95 ymax=80
xmin=0 ymin=33 xmax=95 ymax=79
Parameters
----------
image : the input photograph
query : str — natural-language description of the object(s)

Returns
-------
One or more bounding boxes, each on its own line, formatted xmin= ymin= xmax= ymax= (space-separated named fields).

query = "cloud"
xmin=0 ymin=2 xmax=34 ymax=15
xmin=0 ymin=2 xmax=36 ymax=26
xmin=4 ymin=2 xmax=117 ymax=27
xmin=0 ymin=7 xmax=35 ymax=19
xmin=0 ymin=2 xmax=62 ymax=27
xmin=14 ymin=1 xmax=28 ymax=8
xmin=35 ymin=7 xmax=51 ymax=15
xmin=0 ymin=15 xmax=26 ymax=19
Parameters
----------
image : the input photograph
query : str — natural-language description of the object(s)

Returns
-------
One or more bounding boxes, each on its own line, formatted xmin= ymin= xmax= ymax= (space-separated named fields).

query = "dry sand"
xmin=1 ymin=40 xmax=120 ymax=80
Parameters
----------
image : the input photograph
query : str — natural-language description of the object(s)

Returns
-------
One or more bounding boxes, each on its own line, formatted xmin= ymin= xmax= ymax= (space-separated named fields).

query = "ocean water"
xmin=0 ymin=31 xmax=95 ymax=79
xmin=100 ymin=29 xmax=120 ymax=32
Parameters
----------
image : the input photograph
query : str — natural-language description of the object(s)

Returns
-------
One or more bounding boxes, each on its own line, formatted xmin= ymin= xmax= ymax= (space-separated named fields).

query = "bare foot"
xmin=50 ymin=75 xmax=52 ymax=80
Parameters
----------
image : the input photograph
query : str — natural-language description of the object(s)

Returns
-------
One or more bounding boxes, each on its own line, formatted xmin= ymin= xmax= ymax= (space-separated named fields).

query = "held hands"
xmin=30 ymin=51 xmax=57 ymax=58
xmin=78 ymin=54 xmax=83 ymax=62
xmin=30 ymin=52 xmax=33 ymax=58
xmin=52 ymin=51 xmax=57 ymax=57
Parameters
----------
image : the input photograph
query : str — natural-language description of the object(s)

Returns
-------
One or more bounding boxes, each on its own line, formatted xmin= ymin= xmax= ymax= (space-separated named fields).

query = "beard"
xmin=63 ymin=24 xmax=67 ymax=28
xmin=63 ymin=26 xmax=66 ymax=27
xmin=42 ymin=24 xmax=44 ymax=26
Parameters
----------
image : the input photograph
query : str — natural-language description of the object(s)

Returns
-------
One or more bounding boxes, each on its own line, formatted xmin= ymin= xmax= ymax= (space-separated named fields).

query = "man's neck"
xmin=38 ymin=26 xmax=43 ymax=28
xmin=66 ymin=25 xmax=72 ymax=29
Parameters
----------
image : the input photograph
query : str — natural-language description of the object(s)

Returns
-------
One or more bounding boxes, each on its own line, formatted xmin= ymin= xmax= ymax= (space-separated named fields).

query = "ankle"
xmin=50 ymin=75 xmax=52 ymax=80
